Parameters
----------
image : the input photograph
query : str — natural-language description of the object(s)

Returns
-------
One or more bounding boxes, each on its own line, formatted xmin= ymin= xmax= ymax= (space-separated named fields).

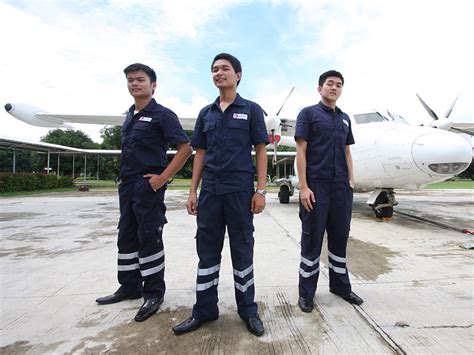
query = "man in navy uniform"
xmin=96 ymin=63 xmax=192 ymax=322
xmin=295 ymin=70 xmax=363 ymax=313
xmin=172 ymin=53 xmax=268 ymax=336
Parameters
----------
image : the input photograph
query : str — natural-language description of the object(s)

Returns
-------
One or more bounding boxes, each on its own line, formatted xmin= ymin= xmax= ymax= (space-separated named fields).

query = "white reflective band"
xmin=118 ymin=263 xmax=139 ymax=271
xmin=299 ymin=267 xmax=320 ymax=278
xmin=301 ymin=256 xmax=320 ymax=267
xmin=233 ymin=265 xmax=253 ymax=278
xmin=328 ymin=263 xmax=346 ymax=274
xmin=196 ymin=277 xmax=219 ymax=291
xmin=234 ymin=278 xmax=254 ymax=293
xmin=198 ymin=264 xmax=221 ymax=276
xmin=139 ymin=250 xmax=164 ymax=264
xmin=141 ymin=262 xmax=165 ymax=277
xmin=118 ymin=252 xmax=139 ymax=260
xmin=328 ymin=251 xmax=346 ymax=263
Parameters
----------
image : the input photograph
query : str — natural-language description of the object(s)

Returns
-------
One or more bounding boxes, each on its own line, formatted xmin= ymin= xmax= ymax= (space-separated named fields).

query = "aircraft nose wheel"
xmin=279 ymin=185 xmax=290 ymax=204
xmin=372 ymin=190 xmax=394 ymax=218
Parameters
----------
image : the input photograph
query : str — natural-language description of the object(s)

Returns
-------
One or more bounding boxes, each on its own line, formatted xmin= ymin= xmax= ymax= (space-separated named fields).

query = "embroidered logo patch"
xmin=233 ymin=113 xmax=248 ymax=120
xmin=342 ymin=119 xmax=349 ymax=127
xmin=139 ymin=116 xmax=152 ymax=122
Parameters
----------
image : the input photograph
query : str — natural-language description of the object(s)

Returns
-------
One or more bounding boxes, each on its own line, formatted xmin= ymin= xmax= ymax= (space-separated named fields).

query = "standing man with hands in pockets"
xmin=172 ymin=53 xmax=268 ymax=337
xmin=96 ymin=63 xmax=192 ymax=322
xmin=295 ymin=70 xmax=363 ymax=314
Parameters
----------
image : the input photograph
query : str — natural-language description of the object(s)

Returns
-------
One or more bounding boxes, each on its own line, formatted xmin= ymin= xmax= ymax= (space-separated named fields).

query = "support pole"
xmin=57 ymin=154 xmax=60 ymax=176
xmin=72 ymin=155 xmax=75 ymax=179
xmin=84 ymin=155 xmax=87 ymax=181
xmin=96 ymin=155 xmax=99 ymax=181
xmin=47 ymin=150 xmax=51 ymax=175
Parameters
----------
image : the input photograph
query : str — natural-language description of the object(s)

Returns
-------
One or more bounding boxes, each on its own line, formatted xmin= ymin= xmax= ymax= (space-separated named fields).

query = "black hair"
xmin=318 ymin=70 xmax=344 ymax=86
xmin=211 ymin=53 xmax=242 ymax=86
xmin=123 ymin=63 xmax=157 ymax=83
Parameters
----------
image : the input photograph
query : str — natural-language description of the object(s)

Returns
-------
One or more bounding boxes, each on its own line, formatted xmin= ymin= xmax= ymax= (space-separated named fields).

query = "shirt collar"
xmin=128 ymin=98 xmax=156 ymax=113
xmin=212 ymin=93 xmax=245 ymax=109
xmin=318 ymin=100 xmax=341 ymax=114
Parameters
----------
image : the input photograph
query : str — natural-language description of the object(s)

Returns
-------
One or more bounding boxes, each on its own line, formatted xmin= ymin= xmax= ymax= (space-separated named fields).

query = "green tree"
xmin=100 ymin=126 xmax=122 ymax=179
xmin=41 ymin=129 xmax=99 ymax=178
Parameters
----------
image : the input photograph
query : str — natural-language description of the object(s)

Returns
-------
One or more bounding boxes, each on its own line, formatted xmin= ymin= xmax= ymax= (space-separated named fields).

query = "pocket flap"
xmin=143 ymin=215 xmax=168 ymax=233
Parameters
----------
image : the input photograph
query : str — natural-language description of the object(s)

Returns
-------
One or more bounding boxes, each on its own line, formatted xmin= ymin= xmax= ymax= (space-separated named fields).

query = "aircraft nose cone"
xmin=5 ymin=103 xmax=13 ymax=112
xmin=412 ymin=132 xmax=472 ymax=176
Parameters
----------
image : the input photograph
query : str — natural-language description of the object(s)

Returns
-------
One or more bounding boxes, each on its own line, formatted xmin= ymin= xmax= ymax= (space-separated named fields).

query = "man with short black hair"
xmin=295 ymin=70 xmax=363 ymax=313
xmin=96 ymin=63 xmax=192 ymax=322
xmin=172 ymin=53 xmax=268 ymax=336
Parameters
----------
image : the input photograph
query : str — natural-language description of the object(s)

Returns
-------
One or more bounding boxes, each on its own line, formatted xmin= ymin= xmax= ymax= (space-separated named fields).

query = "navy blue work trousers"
xmin=117 ymin=177 xmax=167 ymax=300
xmin=192 ymin=189 xmax=258 ymax=321
xmin=298 ymin=180 xmax=353 ymax=299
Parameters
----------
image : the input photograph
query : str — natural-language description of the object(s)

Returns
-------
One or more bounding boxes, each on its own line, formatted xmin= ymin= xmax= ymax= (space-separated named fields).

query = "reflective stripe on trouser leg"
xmin=226 ymin=189 xmax=258 ymax=320
xmin=117 ymin=182 xmax=141 ymax=294
xmin=326 ymin=182 xmax=353 ymax=295
xmin=192 ymin=190 xmax=225 ymax=321
xmin=133 ymin=181 xmax=168 ymax=300
xmin=298 ymin=180 xmax=329 ymax=300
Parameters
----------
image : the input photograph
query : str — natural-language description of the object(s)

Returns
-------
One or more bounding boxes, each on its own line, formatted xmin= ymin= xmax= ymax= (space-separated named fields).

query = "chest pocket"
xmin=132 ymin=121 xmax=155 ymax=144
xmin=227 ymin=119 xmax=249 ymax=145
xmin=203 ymin=120 xmax=217 ymax=147
xmin=311 ymin=120 xmax=333 ymax=145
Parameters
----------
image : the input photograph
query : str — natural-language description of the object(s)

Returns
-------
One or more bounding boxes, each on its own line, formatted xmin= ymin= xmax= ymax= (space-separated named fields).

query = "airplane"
xmin=4 ymin=96 xmax=473 ymax=219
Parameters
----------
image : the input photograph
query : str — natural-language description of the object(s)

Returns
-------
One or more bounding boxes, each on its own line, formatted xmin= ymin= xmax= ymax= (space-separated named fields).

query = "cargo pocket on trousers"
xmin=244 ymin=228 xmax=255 ymax=244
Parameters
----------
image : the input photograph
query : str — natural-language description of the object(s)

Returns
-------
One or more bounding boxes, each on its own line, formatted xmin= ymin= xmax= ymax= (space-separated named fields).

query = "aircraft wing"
xmin=450 ymin=122 xmax=474 ymax=136
xmin=280 ymin=118 xmax=296 ymax=137
xmin=37 ymin=113 xmax=126 ymax=126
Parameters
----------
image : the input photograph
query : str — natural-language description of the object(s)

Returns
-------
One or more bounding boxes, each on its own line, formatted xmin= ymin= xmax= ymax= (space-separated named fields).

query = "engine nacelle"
xmin=4 ymin=102 xmax=64 ymax=128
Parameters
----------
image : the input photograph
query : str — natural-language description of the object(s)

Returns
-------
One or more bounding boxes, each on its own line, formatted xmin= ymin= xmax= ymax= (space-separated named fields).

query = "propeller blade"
xmin=416 ymin=93 xmax=439 ymax=121
xmin=444 ymin=93 xmax=460 ymax=119
xmin=276 ymin=86 xmax=295 ymax=117
xmin=261 ymin=108 xmax=268 ymax=117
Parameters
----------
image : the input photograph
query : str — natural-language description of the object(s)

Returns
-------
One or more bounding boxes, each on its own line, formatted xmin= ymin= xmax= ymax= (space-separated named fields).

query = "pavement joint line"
xmin=356 ymin=305 xmax=407 ymax=355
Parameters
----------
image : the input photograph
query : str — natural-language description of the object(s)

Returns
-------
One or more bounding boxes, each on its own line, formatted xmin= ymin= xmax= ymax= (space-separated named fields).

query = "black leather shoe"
xmin=96 ymin=291 xmax=142 ymax=305
xmin=245 ymin=314 xmax=264 ymax=336
xmin=331 ymin=290 xmax=364 ymax=305
xmin=298 ymin=297 xmax=314 ymax=313
xmin=172 ymin=316 xmax=218 ymax=335
xmin=134 ymin=297 xmax=163 ymax=322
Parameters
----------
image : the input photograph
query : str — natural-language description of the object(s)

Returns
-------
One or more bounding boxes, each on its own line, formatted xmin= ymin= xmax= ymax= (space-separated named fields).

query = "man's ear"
xmin=317 ymin=86 xmax=322 ymax=94
xmin=152 ymin=82 xmax=157 ymax=91
xmin=236 ymin=72 xmax=242 ymax=82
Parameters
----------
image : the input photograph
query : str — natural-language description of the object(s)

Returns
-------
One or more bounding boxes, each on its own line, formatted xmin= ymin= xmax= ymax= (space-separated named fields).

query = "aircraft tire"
xmin=373 ymin=191 xmax=394 ymax=218
xmin=279 ymin=185 xmax=290 ymax=204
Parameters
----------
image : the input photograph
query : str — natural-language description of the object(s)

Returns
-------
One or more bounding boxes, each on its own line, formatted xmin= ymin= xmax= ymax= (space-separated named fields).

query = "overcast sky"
xmin=0 ymin=0 xmax=472 ymax=143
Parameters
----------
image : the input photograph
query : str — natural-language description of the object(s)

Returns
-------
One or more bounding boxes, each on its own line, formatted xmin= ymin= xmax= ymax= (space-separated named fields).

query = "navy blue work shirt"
xmin=120 ymin=98 xmax=189 ymax=180
xmin=294 ymin=101 xmax=355 ymax=182
xmin=191 ymin=94 xmax=269 ymax=194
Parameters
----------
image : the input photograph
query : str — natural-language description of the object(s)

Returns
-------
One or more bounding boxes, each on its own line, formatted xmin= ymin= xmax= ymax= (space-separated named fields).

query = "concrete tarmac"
xmin=1 ymin=189 xmax=473 ymax=354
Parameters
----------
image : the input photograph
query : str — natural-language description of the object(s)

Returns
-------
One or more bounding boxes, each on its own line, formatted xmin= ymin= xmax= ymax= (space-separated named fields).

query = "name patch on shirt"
xmin=139 ymin=116 xmax=152 ymax=122
xmin=233 ymin=113 xmax=248 ymax=120
xmin=342 ymin=119 xmax=349 ymax=127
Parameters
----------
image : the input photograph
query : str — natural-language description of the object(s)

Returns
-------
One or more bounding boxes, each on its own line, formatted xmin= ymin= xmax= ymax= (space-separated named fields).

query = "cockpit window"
xmin=353 ymin=112 xmax=386 ymax=124
xmin=353 ymin=111 xmax=409 ymax=125
xmin=387 ymin=111 xmax=409 ymax=125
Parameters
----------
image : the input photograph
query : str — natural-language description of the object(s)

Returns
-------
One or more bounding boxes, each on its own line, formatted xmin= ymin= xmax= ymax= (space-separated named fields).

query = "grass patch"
xmin=0 ymin=187 xmax=77 ymax=197
xmin=425 ymin=180 xmax=473 ymax=189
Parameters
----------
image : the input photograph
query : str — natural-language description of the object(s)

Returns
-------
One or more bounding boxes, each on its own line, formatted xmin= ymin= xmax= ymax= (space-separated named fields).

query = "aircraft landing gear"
xmin=279 ymin=185 xmax=290 ymax=204
xmin=367 ymin=189 xmax=398 ymax=219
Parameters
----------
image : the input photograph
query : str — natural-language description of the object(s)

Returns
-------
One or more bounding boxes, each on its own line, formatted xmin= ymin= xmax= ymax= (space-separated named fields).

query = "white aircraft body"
xmin=3 ymin=99 xmax=472 ymax=218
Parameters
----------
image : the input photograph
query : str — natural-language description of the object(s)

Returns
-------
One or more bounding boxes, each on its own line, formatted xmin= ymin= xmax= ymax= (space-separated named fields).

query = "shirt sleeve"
xmin=190 ymin=110 xmax=207 ymax=149
xmin=160 ymin=110 xmax=190 ymax=147
xmin=345 ymin=114 xmax=355 ymax=145
xmin=250 ymin=103 xmax=270 ymax=146
xmin=294 ymin=108 xmax=310 ymax=141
